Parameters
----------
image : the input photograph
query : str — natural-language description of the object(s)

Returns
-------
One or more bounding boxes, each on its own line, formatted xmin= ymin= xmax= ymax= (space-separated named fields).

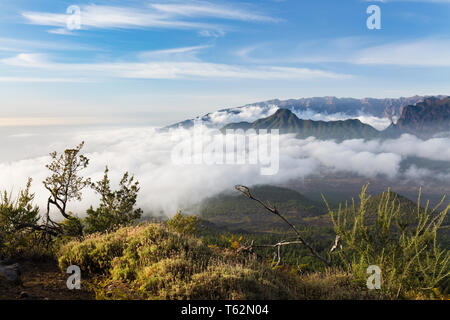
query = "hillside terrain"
xmin=199 ymin=185 xmax=325 ymax=233
xmin=385 ymin=96 xmax=450 ymax=138
xmin=165 ymin=95 xmax=437 ymax=130
xmin=221 ymin=109 xmax=380 ymax=140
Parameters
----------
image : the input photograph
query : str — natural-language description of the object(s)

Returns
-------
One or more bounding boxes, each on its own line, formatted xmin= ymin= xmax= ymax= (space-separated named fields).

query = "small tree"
xmin=43 ymin=142 xmax=90 ymax=228
xmin=85 ymin=166 xmax=142 ymax=233
xmin=166 ymin=211 xmax=200 ymax=235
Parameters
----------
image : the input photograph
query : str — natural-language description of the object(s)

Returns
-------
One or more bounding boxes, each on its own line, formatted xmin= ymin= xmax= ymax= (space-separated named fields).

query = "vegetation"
xmin=166 ymin=211 xmax=200 ymax=236
xmin=0 ymin=179 xmax=46 ymax=259
xmin=324 ymin=185 xmax=450 ymax=298
xmin=43 ymin=141 xmax=91 ymax=228
xmin=57 ymin=223 xmax=380 ymax=300
xmin=1 ymin=142 xmax=143 ymax=260
xmin=85 ymin=166 xmax=142 ymax=234
xmin=1 ymin=142 xmax=449 ymax=300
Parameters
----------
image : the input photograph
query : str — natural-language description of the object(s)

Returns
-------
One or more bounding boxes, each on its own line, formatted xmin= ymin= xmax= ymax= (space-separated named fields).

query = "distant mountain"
xmin=221 ymin=108 xmax=380 ymax=140
xmin=384 ymin=96 xmax=450 ymax=138
xmin=249 ymin=96 xmax=433 ymax=119
xmin=163 ymin=95 xmax=440 ymax=130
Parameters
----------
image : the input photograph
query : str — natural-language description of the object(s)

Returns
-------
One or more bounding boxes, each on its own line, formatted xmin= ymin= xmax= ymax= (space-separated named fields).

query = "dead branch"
xmin=235 ymin=185 xmax=341 ymax=266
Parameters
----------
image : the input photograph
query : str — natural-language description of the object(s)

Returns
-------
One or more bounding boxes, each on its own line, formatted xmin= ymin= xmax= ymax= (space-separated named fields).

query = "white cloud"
xmin=0 ymin=127 xmax=448 ymax=218
xmin=149 ymin=2 xmax=278 ymax=22
xmin=0 ymin=77 xmax=87 ymax=83
xmin=21 ymin=2 xmax=276 ymax=35
xmin=22 ymin=4 xmax=212 ymax=30
xmin=193 ymin=104 xmax=391 ymax=130
xmin=1 ymin=52 xmax=350 ymax=80
xmin=355 ymin=39 xmax=450 ymax=67
xmin=242 ymin=38 xmax=450 ymax=68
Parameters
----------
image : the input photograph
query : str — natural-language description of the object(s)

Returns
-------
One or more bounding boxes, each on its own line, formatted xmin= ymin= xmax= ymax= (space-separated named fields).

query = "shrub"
xmin=0 ymin=178 xmax=44 ymax=259
xmin=57 ymin=223 xmax=383 ymax=300
xmin=61 ymin=215 xmax=84 ymax=237
xmin=166 ymin=211 xmax=200 ymax=236
xmin=324 ymin=185 xmax=450 ymax=298
xmin=85 ymin=166 xmax=142 ymax=234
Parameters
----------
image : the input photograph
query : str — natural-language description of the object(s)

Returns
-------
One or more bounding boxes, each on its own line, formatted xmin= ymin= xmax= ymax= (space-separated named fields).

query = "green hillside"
xmin=199 ymin=185 xmax=324 ymax=233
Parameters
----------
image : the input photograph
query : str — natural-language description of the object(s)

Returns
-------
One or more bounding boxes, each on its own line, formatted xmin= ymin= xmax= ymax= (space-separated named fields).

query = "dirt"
xmin=0 ymin=260 xmax=94 ymax=300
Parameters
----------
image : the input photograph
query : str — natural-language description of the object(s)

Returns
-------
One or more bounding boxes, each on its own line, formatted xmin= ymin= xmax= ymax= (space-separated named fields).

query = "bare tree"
xmin=235 ymin=185 xmax=341 ymax=266
xmin=43 ymin=142 xmax=91 ymax=228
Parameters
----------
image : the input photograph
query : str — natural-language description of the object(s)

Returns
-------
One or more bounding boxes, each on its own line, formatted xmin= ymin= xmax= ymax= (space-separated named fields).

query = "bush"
xmin=85 ymin=167 xmax=142 ymax=234
xmin=325 ymin=185 xmax=450 ymax=298
xmin=166 ymin=211 xmax=200 ymax=236
xmin=61 ymin=215 xmax=84 ymax=237
xmin=57 ymin=223 xmax=383 ymax=300
xmin=0 ymin=178 xmax=45 ymax=259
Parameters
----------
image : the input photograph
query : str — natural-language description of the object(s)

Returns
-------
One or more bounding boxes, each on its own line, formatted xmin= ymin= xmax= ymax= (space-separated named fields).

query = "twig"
xmin=235 ymin=185 xmax=341 ymax=266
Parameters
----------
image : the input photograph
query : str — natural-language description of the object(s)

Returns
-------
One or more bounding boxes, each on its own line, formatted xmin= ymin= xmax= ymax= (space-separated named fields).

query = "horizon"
xmin=1 ymin=0 xmax=450 ymax=126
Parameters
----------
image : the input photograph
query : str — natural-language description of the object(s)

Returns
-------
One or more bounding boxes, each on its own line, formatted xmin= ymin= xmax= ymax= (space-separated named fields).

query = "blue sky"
xmin=1 ymin=0 xmax=450 ymax=126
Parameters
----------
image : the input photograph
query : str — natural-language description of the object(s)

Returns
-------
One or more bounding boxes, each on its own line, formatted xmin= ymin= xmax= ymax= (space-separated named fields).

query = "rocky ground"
xmin=0 ymin=260 xmax=94 ymax=300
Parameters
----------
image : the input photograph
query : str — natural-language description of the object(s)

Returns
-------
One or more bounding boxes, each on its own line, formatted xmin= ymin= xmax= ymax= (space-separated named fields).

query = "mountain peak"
xmin=385 ymin=96 xmax=450 ymax=138
xmin=273 ymin=108 xmax=294 ymax=116
xmin=223 ymin=108 xmax=380 ymax=140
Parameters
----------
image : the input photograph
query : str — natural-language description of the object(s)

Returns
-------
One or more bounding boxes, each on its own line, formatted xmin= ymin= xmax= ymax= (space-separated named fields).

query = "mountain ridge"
xmin=164 ymin=95 xmax=444 ymax=130
xmin=384 ymin=96 xmax=450 ymax=138
xmin=221 ymin=108 xmax=381 ymax=140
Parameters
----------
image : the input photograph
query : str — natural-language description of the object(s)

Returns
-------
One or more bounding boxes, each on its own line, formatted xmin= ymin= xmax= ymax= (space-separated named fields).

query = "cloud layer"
xmin=0 ymin=126 xmax=448 ymax=219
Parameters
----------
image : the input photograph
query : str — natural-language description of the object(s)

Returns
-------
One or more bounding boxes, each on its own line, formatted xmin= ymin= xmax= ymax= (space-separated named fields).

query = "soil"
xmin=0 ymin=260 xmax=94 ymax=300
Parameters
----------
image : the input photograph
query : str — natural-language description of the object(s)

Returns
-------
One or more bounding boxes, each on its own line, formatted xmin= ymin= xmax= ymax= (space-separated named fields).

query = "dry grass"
xmin=57 ymin=223 xmax=384 ymax=300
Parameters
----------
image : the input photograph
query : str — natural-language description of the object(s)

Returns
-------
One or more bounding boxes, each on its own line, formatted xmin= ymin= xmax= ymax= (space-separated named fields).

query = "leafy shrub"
xmin=61 ymin=216 xmax=84 ymax=237
xmin=325 ymin=185 xmax=450 ymax=298
xmin=57 ymin=223 xmax=383 ymax=300
xmin=166 ymin=211 xmax=200 ymax=235
xmin=85 ymin=166 xmax=142 ymax=234
xmin=0 ymin=178 xmax=46 ymax=259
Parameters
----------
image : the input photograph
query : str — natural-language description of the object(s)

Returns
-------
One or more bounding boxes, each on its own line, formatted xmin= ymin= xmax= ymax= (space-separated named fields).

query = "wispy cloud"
xmin=137 ymin=45 xmax=212 ymax=61
xmin=21 ymin=2 xmax=276 ymax=35
xmin=0 ymin=37 xmax=96 ymax=52
xmin=240 ymin=38 xmax=450 ymax=67
xmin=354 ymin=38 xmax=450 ymax=66
xmin=0 ymin=76 xmax=88 ymax=83
xmin=1 ymin=52 xmax=350 ymax=80
xmin=149 ymin=1 xmax=279 ymax=22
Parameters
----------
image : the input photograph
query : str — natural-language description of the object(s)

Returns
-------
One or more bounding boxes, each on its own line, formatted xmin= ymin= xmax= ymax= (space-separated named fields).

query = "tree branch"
xmin=235 ymin=185 xmax=340 ymax=266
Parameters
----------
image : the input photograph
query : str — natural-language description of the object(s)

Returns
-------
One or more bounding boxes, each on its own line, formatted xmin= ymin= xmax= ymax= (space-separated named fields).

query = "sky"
xmin=1 ymin=0 xmax=450 ymax=126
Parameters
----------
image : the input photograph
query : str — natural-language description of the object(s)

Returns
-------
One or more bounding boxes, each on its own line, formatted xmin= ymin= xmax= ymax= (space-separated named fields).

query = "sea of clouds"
xmin=0 ymin=123 xmax=449 ymax=219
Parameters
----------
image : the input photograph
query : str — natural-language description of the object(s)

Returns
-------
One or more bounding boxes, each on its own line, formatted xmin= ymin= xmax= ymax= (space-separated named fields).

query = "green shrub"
xmin=0 ymin=178 xmax=47 ymax=259
xmin=61 ymin=215 xmax=84 ymax=237
xmin=166 ymin=211 xmax=200 ymax=236
xmin=57 ymin=223 xmax=383 ymax=300
xmin=85 ymin=166 xmax=142 ymax=234
xmin=324 ymin=185 xmax=450 ymax=298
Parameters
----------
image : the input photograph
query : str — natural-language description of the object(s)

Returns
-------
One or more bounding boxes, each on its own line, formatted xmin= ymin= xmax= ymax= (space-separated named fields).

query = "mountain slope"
xmin=199 ymin=185 xmax=325 ymax=232
xmin=163 ymin=95 xmax=438 ymax=130
xmin=384 ymin=96 xmax=450 ymax=138
xmin=221 ymin=108 xmax=380 ymax=140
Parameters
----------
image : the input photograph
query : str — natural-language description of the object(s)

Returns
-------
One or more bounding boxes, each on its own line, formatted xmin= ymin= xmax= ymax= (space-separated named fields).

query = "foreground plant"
xmin=324 ymin=185 xmax=449 ymax=298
